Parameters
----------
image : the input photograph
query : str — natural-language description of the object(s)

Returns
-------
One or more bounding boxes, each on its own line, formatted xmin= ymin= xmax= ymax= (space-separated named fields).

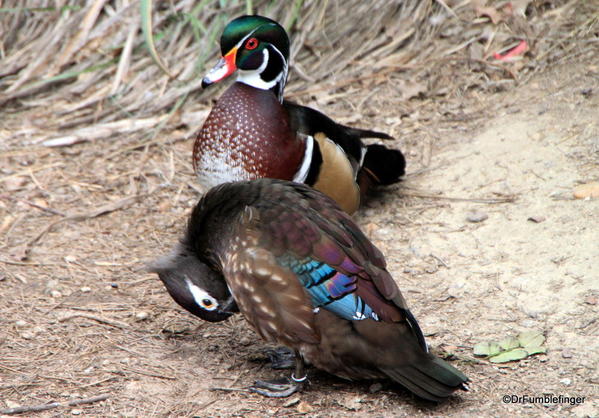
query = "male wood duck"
xmin=193 ymin=15 xmax=406 ymax=214
xmin=151 ymin=179 xmax=468 ymax=401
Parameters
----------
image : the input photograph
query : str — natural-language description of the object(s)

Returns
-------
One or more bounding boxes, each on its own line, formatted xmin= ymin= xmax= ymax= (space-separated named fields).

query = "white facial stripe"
xmin=234 ymin=27 xmax=260 ymax=50
xmin=237 ymin=48 xmax=279 ymax=90
xmin=269 ymin=43 xmax=289 ymax=93
xmin=185 ymin=278 xmax=218 ymax=311
xmin=292 ymin=135 xmax=314 ymax=183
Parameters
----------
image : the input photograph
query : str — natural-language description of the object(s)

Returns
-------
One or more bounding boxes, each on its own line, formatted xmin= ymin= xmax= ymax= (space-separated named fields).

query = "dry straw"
xmin=0 ymin=0 xmax=593 ymax=148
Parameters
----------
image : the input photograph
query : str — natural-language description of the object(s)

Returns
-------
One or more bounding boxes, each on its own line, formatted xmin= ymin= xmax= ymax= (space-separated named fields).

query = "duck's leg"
xmin=250 ymin=350 xmax=307 ymax=398
xmin=264 ymin=346 xmax=296 ymax=369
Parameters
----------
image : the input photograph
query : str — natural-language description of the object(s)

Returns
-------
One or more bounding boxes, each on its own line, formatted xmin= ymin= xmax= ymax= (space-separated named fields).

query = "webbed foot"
xmin=264 ymin=347 xmax=296 ymax=369
xmin=249 ymin=377 xmax=303 ymax=398
xmin=249 ymin=351 xmax=307 ymax=398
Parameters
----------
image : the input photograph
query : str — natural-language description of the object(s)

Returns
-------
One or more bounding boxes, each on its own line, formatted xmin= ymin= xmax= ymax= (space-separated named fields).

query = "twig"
xmin=430 ymin=253 xmax=449 ymax=268
xmin=434 ymin=0 xmax=461 ymax=20
xmin=0 ymin=194 xmax=66 ymax=217
xmin=0 ymin=163 xmax=64 ymax=182
xmin=121 ymin=367 xmax=176 ymax=381
xmin=209 ymin=386 xmax=249 ymax=392
xmin=58 ymin=313 xmax=129 ymax=329
xmin=10 ymin=195 xmax=141 ymax=261
xmin=40 ymin=116 xmax=168 ymax=147
xmin=0 ymin=394 xmax=109 ymax=415
xmin=0 ymin=258 xmax=57 ymax=266
xmin=401 ymin=192 xmax=516 ymax=204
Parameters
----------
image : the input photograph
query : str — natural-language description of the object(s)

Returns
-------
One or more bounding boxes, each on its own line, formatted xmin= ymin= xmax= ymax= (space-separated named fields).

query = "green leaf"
xmin=498 ymin=336 xmax=519 ymax=351
xmin=473 ymin=341 xmax=502 ymax=357
xmin=524 ymin=346 xmax=547 ymax=356
xmin=518 ymin=331 xmax=545 ymax=348
xmin=489 ymin=348 xmax=529 ymax=363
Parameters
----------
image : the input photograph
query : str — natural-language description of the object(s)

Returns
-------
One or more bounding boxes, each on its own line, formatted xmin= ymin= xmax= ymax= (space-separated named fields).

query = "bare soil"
xmin=1 ymin=58 xmax=598 ymax=417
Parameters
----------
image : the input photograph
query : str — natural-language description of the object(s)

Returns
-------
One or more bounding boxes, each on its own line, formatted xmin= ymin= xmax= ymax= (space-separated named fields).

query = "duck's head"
xmin=202 ymin=15 xmax=289 ymax=101
xmin=148 ymin=243 xmax=238 ymax=323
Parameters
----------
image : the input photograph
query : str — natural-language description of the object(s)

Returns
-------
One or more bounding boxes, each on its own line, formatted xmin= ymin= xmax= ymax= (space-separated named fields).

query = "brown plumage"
xmin=153 ymin=179 xmax=468 ymax=401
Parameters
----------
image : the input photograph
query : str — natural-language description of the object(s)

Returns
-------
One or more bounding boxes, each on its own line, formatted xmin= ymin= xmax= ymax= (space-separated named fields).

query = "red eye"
xmin=245 ymin=37 xmax=259 ymax=50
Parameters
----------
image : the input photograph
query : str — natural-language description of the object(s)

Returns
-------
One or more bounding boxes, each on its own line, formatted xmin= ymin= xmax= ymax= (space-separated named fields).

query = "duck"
xmin=194 ymin=15 xmax=406 ymax=214
xmin=151 ymin=179 xmax=468 ymax=401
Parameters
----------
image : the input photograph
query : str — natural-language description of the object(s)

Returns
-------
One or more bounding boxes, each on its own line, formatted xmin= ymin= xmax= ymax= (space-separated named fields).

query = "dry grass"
xmin=1 ymin=0 xmax=594 ymax=147
xmin=0 ymin=0 xmax=597 ymax=416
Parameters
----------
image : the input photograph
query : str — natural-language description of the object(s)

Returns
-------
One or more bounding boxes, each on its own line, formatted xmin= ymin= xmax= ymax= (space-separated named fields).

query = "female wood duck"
xmin=194 ymin=15 xmax=406 ymax=214
xmin=151 ymin=179 xmax=468 ymax=401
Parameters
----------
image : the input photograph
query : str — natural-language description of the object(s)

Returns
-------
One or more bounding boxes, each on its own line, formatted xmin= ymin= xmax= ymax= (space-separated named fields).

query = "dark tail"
xmin=381 ymin=356 xmax=469 ymax=402
xmin=361 ymin=144 xmax=406 ymax=186
xmin=346 ymin=127 xmax=394 ymax=140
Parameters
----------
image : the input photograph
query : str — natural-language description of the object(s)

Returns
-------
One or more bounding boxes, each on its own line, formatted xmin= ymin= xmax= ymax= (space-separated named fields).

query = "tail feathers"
xmin=346 ymin=127 xmax=394 ymax=140
xmin=381 ymin=356 xmax=469 ymax=402
xmin=404 ymin=308 xmax=428 ymax=353
xmin=362 ymin=144 xmax=406 ymax=185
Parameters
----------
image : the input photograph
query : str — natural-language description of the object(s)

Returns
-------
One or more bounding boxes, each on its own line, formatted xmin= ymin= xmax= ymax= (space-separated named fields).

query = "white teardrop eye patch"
xmin=185 ymin=278 xmax=219 ymax=311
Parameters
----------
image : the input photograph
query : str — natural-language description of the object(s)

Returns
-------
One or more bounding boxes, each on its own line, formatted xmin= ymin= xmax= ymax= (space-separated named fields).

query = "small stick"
xmin=121 ymin=367 xmax=176 ymax=381
xmin=0 ymin=394 xmax=109 ymax=415
xmin=58 ymin=313 xmax=129 ymax=329
xmin=0 ymin=195 xmax=66 ymax=217
xmin=401 ymin=192 xmax=516 ymax=204
xmin=430 ymin=253 xmax=449 ymax=268
xmin=209 ymin=387 xmax=249 ymax=392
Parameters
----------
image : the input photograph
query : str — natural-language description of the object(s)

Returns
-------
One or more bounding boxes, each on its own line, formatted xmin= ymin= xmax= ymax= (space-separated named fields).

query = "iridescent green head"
xmin=202 ymin=15 xmax=290 ymax=101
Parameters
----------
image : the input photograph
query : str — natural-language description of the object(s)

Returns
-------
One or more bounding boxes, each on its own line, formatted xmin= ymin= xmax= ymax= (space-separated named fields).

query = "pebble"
xmin=573 ymin=182 xmax=599 ymax=199
xmin=466 ymin=210 xmax=488 ymax=223
xmin=560 ymin=378 xmax=572 ymax=386
xmin=425 ymin=265 xmax=438 ymax=274
xmin=135 ymin=311 xmax=149 ymax=321
xmin=80 ymin=286 xmax=92 ymax=293
xmin=562 ymin=349 xmax=573 ymax=358
xmin=5 ymin=400 xmax=19 ymax=408
xmin=527 ymin=215 xmax=546 ymax=223
xmin=72 ymin=409 xmax=82 ymax=415
xmin=50 ymin=290 xmax=63 ymax=298
xmin=15 ymin=320 xmax=27 ymax=327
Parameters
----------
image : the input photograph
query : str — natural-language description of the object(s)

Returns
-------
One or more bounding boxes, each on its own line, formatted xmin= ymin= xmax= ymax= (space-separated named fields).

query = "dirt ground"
xmin=1 ymin=52 xmax=598 ymax=417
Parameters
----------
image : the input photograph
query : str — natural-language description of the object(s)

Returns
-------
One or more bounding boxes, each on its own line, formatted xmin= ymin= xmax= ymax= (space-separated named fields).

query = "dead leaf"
xmin=573 ymin=182 xmax=599 ymax=199
xmin=475 ymin=5 xmax=504 ymax=24
xmin=297 ymin=401 xmax=313 ymax=413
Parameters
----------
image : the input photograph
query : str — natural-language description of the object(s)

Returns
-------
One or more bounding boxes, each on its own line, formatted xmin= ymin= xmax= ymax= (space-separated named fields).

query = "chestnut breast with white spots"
xmin=193 ymin=82 xmax=305 ymax=189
